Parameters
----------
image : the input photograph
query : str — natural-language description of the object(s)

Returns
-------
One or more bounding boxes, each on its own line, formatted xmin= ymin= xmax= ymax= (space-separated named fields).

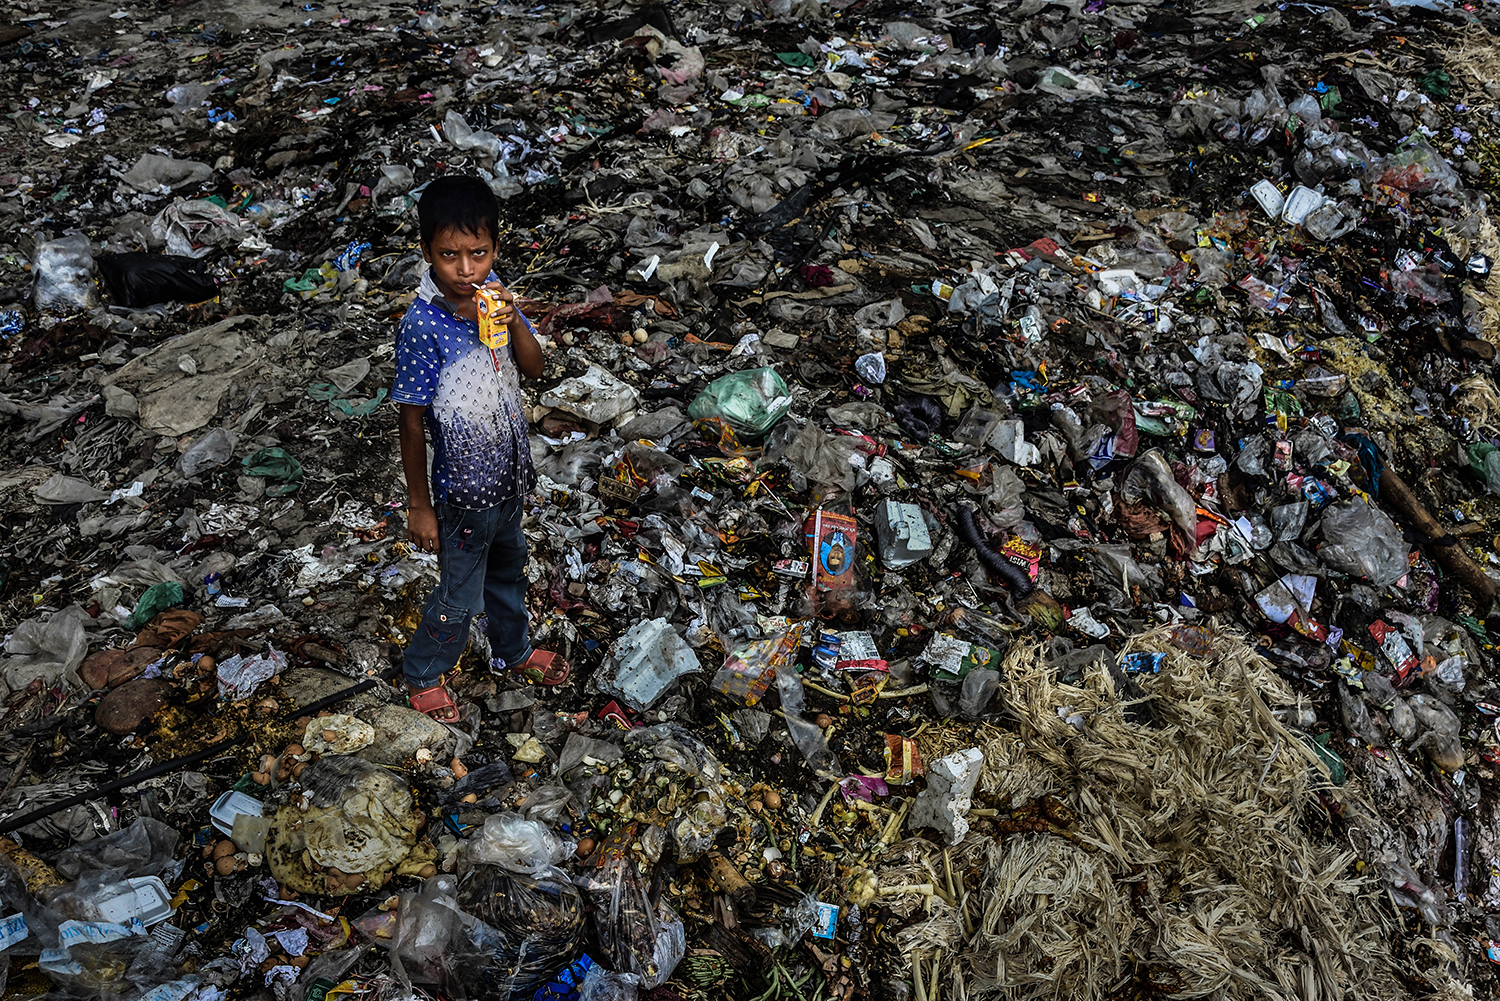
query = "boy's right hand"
xmin=408 ymin=505 xmax=440 ymax=554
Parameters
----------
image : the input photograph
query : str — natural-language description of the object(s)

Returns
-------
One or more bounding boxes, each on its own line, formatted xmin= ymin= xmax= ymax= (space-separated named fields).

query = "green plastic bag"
xmin=687 ymin=367 xmax=792 ymax=441
xmin=242 ymin=447 xmax=304 ymax=496
xmin=1300 ymin=732 xmax=1346 ymax=786
xmin=129 ymin=582 xmax=184 ymax=630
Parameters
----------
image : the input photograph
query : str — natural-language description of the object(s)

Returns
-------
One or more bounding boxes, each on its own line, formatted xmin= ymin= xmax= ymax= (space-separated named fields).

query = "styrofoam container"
xmin=210 ymin=790 xmax=264 ymax=837
xmin=94 ymin=877 xmax=174 ymax=927
xmin=1281 ymin=185 xmax=1325 ymax=225
xmin=1250 ymin=179 xmax=1284 ymax=219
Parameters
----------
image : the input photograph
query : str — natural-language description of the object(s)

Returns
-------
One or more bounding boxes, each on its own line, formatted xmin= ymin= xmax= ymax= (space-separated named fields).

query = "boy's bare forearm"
xmin=509 ymin=312 xmax=544 ymax=380
xmin=399 ymin=406 xmax=433 ymax=510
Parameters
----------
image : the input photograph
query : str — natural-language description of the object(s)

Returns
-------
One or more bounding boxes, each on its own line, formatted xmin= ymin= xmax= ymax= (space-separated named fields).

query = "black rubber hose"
xmin=0 ymin=664 xmax=402 ymax=835
xmin=954 ymin=504 xmax=1034 ymax=596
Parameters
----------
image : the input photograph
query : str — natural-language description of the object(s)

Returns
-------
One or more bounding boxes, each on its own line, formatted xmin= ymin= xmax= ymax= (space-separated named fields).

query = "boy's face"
xmin=422 ymin=225 xmax=498 ymax=302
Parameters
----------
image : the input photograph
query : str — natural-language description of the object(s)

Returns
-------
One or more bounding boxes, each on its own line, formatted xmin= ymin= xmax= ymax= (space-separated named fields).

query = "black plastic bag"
xmin=457 ymin=862 xmax=585 ymax=1000
xmin=97 ymin=254 xmax=217 ymax=307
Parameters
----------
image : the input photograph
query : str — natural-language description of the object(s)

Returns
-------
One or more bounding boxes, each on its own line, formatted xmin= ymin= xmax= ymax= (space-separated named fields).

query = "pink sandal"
xmin=408 ymin=678 xmax=461 ymax=722
xmin=512 ymin=649 xmax=570 ymax=686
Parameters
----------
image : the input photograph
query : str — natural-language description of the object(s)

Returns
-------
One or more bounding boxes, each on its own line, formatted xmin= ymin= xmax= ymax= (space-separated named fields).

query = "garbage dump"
xmin=6 ymin=0 xmax=1500 ymax=998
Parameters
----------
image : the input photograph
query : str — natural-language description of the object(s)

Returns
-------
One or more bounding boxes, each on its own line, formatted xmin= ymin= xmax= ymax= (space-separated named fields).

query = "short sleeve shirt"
xmin=391 ymin=274 xmax=537 ymax=510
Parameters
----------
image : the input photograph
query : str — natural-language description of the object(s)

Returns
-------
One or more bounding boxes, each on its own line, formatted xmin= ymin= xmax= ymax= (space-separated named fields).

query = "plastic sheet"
xmin=464 ymin=813 xmax=568 ymax=877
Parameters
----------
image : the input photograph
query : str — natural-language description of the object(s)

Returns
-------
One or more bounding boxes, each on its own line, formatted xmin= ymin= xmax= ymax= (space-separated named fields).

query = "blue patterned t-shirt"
xmin=391 ymin=270 xmax=537 ymax=510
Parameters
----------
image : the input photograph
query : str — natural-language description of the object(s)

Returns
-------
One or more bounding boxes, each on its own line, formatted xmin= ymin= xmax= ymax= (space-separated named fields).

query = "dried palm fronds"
xmin=873 ymin=627 xmax=1429 ymax=1001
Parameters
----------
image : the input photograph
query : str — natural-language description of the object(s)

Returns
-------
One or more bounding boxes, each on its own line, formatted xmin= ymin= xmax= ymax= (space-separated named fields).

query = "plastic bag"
xmin=783 ymin=424 xmax=858 ymax=494
xmin=1120 ymin=450 xmax=1198 ymax=548
xmin=621 ymin=726 xmax=730 ymax=861
xmin=388 ymin=875 xmax=491 ymax=990
xmin=464 ymin=813 xmax=568 ymax=876
xmin=775 ymin=667 xmax=844 ymax=780
xmin=117 ymin=154 xmax=213 ymax=193
xmin=2 ymin=606 xmax=91 ymax=691
xmin=55 ymin=818 xmax=179 ymax=882
xmin=455 ymin=860 xmax=585 ymax=1000
xmin=687 ymin=367 xmax=792 ymax=441
xmin=33 ymin=235 xmax=99 ymax=314
xmin=713 ymin=621 xmax=806 ymax=707
xmin=1367 ymin=133 xmax=1460 ymax=194
xmin=581 ymin=857 xmax=685 ymax=990
xmin=1035 ymin=65 xmax=1105 ymax=99
xmin=579 ymin=964 xmax=639 ymax=1001
xmin=1317 ymin=500 xmax=1407 ymax=586
xmin=0 ymin=858 xmax=59 ymax=996
xmin=178 ymin=427 xmax=237 ymax=478
xmin=267 ymin=756 xmax=424 ymax=895
xmin=891 ymin=396 xmax=942 ymax=440
xmin=240 ymin=447 xmax=303 ymax=496
xmin=959 ymin=668 xmax=1002 ymax=718
xmin=97 ymin=253 xmax=217 ymax=307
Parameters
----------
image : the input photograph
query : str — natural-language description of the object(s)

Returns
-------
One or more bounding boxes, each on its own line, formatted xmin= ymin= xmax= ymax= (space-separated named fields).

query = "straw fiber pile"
xmin=875 ymin=627 xmax=1464 ymax=1001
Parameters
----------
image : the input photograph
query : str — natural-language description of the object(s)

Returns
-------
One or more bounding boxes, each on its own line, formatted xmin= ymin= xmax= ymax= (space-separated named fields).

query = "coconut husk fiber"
xmin=870 ymin=626 xmax=1466 ymax=1001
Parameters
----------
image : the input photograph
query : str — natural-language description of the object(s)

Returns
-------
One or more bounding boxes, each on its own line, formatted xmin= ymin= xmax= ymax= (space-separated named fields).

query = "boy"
xmin=391 ymin=174 xmax=569 ymax=723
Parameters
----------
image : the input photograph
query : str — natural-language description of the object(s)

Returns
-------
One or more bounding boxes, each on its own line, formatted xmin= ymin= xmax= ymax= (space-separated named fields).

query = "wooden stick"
xmin=1379 ymin=467 xmax=1497 ymax=605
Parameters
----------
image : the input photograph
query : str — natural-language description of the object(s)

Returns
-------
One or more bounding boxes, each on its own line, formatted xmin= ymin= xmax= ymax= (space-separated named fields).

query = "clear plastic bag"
xmin=686 ymin=367 xmax=792 ymax=440
xmin=579 ymin=963 xmax=639 ymax=1001
xmin=464 ymin=813 xmax=568 ymax=876
xmin=774 ymin=667 xmax=844 ymax=780
xmin=54 ymin=817 xmax=179 ymax=882
xmin=959 ymin=668 xmax=1003 ymax=718
xmin=33 ymin=235 xmax=99 ymax=314
xmin=178 ymin=427 xmax=238 ymax=478
xmin=713 ymin=622 xmax=806 ymax=707
xmin=388 ymin=875 xmax=486 ymax=990
xmin=782 ymin=424 xmax=858 ymax=494
xmin=1317 ymin=501 xmax=1407 ymax=586
xmin=580 ymin=857 xmax=685 ymax=991
xmin=621 ymin=726 xmax=730 ymax=861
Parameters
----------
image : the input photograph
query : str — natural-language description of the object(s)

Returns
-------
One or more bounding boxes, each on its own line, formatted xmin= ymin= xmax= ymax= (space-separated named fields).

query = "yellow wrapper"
xmin=476 ymin=287 xmax=510 ymax=349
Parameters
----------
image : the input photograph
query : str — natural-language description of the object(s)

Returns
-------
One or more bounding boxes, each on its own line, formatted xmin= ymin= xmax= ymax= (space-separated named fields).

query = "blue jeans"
xmin=403 ymin=497 xmax=531 ymax=690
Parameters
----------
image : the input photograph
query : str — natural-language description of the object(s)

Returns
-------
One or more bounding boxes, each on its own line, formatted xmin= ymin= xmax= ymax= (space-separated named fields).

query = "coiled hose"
xmin=954 ymin=504 xmax=1034 ymax=596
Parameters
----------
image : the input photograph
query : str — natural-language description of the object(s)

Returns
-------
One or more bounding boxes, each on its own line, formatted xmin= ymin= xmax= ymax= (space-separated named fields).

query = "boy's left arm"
xmin=508 ymin=303 xmax=544 ymax=380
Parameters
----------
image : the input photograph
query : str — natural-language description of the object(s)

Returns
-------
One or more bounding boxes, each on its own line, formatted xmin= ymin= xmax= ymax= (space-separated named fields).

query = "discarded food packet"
xmin=1120 ymin=652 xmax=1166 ymax=674
xmin=812 ymin=902 xmax=839 ymax=940
xmin=475 ymin=287 xmax=510 ymax=349
xmin=713 ymin=622 xmax=806 ymax=707
xmin=771 ymin=558 xmax=810 ymax=580
xmin=918 ymin=633 xmax=1000 ymax=682
xmin=812 ymin=630 xmax=841 ymax=671
xmin=884 ymin=734 xmax=923 ymax=785
xmin=1069 ymin=607 xmax=1112 ymax=639
xmin=1369 ymin=620 xmax=1418 ymax=683
xmin=806 ymin=509 xmax=858 ymax=592
xmin=835 ymin=631 xmax=887 ymax=673
xmin=333 ymin=240 xmax=370 ymax=272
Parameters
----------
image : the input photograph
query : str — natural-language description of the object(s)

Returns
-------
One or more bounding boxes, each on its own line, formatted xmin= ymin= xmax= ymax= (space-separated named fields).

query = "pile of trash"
xmin=5 ymin=0 xmax=1500 ymax=997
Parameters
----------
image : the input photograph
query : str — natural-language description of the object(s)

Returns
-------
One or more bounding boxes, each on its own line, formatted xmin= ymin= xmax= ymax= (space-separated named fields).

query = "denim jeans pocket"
xmin=424 ymin=598 xmax=471 ymax=646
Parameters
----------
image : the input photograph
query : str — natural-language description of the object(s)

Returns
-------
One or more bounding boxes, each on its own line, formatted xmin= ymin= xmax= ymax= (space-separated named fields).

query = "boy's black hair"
xmin=417 ymin=174 xmax=499 ymax=247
